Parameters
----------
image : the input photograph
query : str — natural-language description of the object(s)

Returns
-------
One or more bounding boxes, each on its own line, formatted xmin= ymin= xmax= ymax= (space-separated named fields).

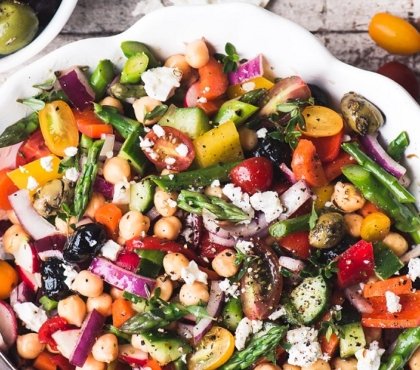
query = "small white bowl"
xmin=0 ymin=0 xmax=78 ymax=73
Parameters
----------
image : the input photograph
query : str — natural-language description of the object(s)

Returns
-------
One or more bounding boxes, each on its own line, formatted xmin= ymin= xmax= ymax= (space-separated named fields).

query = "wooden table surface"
xmin=0 ymin=0 xmax=419 ymax=83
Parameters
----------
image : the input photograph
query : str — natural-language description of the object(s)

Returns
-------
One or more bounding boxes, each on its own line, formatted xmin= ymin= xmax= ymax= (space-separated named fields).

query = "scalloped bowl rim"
xmin=0 ymin=2 xmax=419 ymax=205
xmin=0 ymin=0 xmax=78 ymax=73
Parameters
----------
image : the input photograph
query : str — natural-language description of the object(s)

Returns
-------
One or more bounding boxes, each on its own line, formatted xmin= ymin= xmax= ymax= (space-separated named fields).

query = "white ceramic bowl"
xmin=0 ymin=0 xmax=78 ymax=73
xmin=0 ymin=2 xmax=419 ymax=203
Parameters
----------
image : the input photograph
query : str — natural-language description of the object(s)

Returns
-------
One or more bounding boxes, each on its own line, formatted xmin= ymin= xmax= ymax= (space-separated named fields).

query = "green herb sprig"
xmin=215 ymin=42 xmax=240 ymax=73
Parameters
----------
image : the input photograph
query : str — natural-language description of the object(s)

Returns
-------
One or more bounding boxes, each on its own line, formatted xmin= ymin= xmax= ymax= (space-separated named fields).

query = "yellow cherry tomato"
xmin=300 ymin=105 xmax=343 ymax=138
xmin=0 ymin=260 xmax=18 ymax=299
xmin=360 ymin=212 xmax=391 ymax=242
xmin=39 ymin=101 xmax=79 ymax=157
xmin=368 ymin=13 xmax=420 ymax=55
xmin=227 ymin=76 xmax=274 ymax=99
xmin=313 ymin=185 xmax=335 ymax=210
xmin=188 ymin=326 xmax=235 ymax=370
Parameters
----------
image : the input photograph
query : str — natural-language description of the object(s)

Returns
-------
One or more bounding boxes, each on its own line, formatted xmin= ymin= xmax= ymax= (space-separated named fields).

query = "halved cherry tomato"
xmin=377 ymin=61 xmax=419 ymax=101
xmin=278 ymin=231 xmax=311 ymax=260
xmin=0 ymin=169 xmax=18 ymax=210
xmin=16 ymin=130 xmax=51 ymax=166
xmin=229 ymin=157 xmax=273 ymax=195
xmin=142 ymin=126 xmax=195 ymax=171
xmin=368 ymin=12 xmax=420 ymax=55
xmin=38 ymin=317 xmax=71 ymax=351
xmin=184 ymin=82 xmax=224 ymax=115
xmin=198 ymin=58 xmax=229 ymax=100
xmin=74 ymin=109 xmax=113 ymax=138
xmin=304 ymin=129 xmax=343 ymax=163
xmin=39 ymin=101 xmax=79 ymax=157
xmin=300 ymin=106 xmax=343 ymax=138
xmin=291 ymin=139 xmax=327 ymax=187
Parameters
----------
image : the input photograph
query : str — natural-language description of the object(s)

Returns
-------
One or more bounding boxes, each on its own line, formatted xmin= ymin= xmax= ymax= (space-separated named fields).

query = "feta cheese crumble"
xmin=64 ymin=146 xmax=78 ymax=157
xmin=408 ymin=257 xmax=420 ymax=282
xmin=113 ymin=181 xmax=131 ymax=205
xmin=235 ymin=318 xmax=263 ymax=350
xmin=256 ymin=127 xmax=268 ymax=138
xmin=218 ymin=278 xmax=240 ymax=299
xmin=27 ymin=176 xmax=39 ymax=191
xmin=268 ymin=306 xmax=286 ymax=320
xmin=139 ymin=137 xmax=154 ymax=149
xmin=210 ymin=179 xmax=220 ymax=188
xmin=242 ymin=81 xmax=256 ymax=92
xmin=355 ymin=341 xmax=385 ymax=370
xmin=101 ymin=240 xmax=122 ymax=261
xmin=385 ymin=291 xmax=402 ymax=313
xmin=250 ymin=191 xmax=282 ymax=222
xmin=286 ymin=327 xmax=323 ymax=367
xmin=64 ymin=168 xmax=79 ymax=182
xmin=175 ymin=143 xmax=189 ymax=157
xmin=152 ymin=124 xmax=165 ymax=138
xmin=181 ymin=261 xmax=208 ymax=285
xmin=223 ymin=183 xmax=254 ymax=218
xmin=14 ymin=302 xmax=48 ymax=332
xmin=63 ymin=264 xmax=78 ymax=289
xmin=141 ymin=67 xmax=182 ymax=101
xmin=235 ymin=240 xmax=254 ymax=255
xmin=165 ymin=157 xmax=176 ymax=165
xmin=39 ymin=156 xmax=54 ymax=172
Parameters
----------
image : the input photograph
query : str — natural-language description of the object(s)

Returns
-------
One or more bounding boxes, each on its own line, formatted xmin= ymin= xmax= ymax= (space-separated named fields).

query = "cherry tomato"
xmin=73 ymin=109 xmax=113 ymax=138
xmin=0 ymin=169 xmax=18 ymax=210
xmin=198 ymin=58 xmax=229 ymax=100
xmin=39 ymin=101 xmax=79 ymax=157
xmin=199 ymin=232 xmax=229 ymax=260
xmin=16 ymin=130 xmax=51 ymax=166
xmin=141 ymin=126 xmax=195 ymax=171
xmin=377 ymin=61 xmax=419 ymax=101
xmin=229 ymin=157 xmax=273 ymax=195
xmin=184 ymin=82 xmax=224 ymax=116
xmin=368 ymin=12 xmax=420 ymax=55
xmin=278 ymin=231 xmax=311 ymax=260
xmin=38 ymin=317 xmax=71 ymax=350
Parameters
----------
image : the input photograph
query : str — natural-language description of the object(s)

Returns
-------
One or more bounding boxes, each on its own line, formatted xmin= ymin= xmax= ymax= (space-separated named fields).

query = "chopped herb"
xmin=309 ymin=203 xmax=318 ymax=230
xmin=214 ymin=42 xmax=240 ymax=73
xmin=301 ymin=249 xmax=338 ymax=280
xmin=320 ymin=307 xmax=344 ymax=340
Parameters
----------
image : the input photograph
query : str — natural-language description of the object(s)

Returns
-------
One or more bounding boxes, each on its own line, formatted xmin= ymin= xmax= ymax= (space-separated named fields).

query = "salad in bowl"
xmin=0 ymin=32 xmax=419 ymax=370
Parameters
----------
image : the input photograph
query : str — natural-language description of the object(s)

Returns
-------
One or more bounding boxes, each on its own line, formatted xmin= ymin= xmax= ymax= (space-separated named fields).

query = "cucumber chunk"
xmin=129 ymin=179 xmax=154 ymax=213
xmin=340 ymin=322 xmax=366 ymax=358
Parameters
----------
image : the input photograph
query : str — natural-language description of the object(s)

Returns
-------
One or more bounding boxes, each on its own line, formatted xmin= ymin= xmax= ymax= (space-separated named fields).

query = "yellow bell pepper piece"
xmin=7 ymin=155 xmax=62 ymax=195
xmin=227 ymin=76 xmax=274 ymax=99
xmin=313 ymin=185 xmax=335 ymax=210
xmin=193 ymin=121 xmax=244 ymax=168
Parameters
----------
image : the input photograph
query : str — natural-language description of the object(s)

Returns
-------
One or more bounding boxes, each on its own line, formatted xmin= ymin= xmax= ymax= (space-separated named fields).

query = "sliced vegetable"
xmin=57 ymin=67 xmax=95 ymax=110
xmin=0 ymin=169 xmax=18 ymax=210
xmin=363 ymin=275 xmax=412 ymax=298
xmin=15 ymin=130 xmax=51 ymax=167
xmin=109 ymin=81 xmax=147 ymax=102
xmin=300 ymin=106 xmax=343 ymax=138
xmin=38 ymin=317 xmax=70 ymax=351
xmin=118 ymin=344 xmax=148 ymax=366
xmin=121 ymin=52 xmax=149 ymax=84
xmin=130 ymin=179 xmax=154 ymax=213
xmin=0 ymin=300 xmax=17 ymax=350
xmin=227 ymin=77 xmax=273 ymax=99
xmin=112 ymin=298 xmax=136 ymax=328
xmin=339 ymin=322 xmax=366 ymax=358
xmin=222 ymin=298 xmax=243 ymax=332
xmin=324 ymin=151 xmax=356 ymax=182
xmin=74 ymin=109 xmax=113 ymax=139
xmin=89 ymin=257 xmax=156 ymax=298
xmin=373 ymin=242 xmax=404 ymax=279
xmin=228 ymin=54 xmax=263 ymax=85
xmin=119 ymin=125 xmax=149 ymax=175
xmin=198 ymin=58 xmax=229 ymax=100
xmin=51 ymin=329 xmax=80 ymax=359
xmin=121 ymin=40 xmax=161 ymax=68
xmin=278 ymin=179 xmax=312 ymax=220
xmin=269 ymin=213 xmax=310 ymax=239
xmin=387 ymin=131 xmax=410 ymax=161
xmin=214 ymin=100 xmax=258 ymax=125
xmin=95 ymin=203 xmax=123 ymax=236
xmin=89 ymin=59 xmax=115 ymax=99
xmin=305 ymin=129 xmax=343 ymax=163
xmin=277 ymin=230 xmax=311 ymax=259
xmin=0 ymin=112 xmax=39 ymax=148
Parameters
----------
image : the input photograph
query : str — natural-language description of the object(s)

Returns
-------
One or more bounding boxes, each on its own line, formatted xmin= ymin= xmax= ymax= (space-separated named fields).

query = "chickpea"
xmin=254 ymin=364 xmax=281 ymax=370
xmin=55 ymin=215 xmax=78 ymax=235
xmin=58 ymin=295 xmax=87 ymax=327
xmin=185 ymin=39 xmax=210 ymax=69
xmin=212 ymin=249 xmax=239 ymax=278
xmin=103 ymin=157 xmax=131 ymax=185
xmin=179 ymin=282 xmax=209 ymax=306
xmin=331 ymin=358 xmax=357 ymax=370
xmin=238 ymin=127 xmax=258 ymax=151
xmin=164 ymin=54 xmax=192 ymax=82
xmin=110 ymin=287 xmax=124 ymax=300
xmin=154 ymin=188 xmax=178 ymax=217
xmin=118 ymin=211 xmax=150 ymax=241
xmin=154 ymin=216 xmax=182 ymax=240
xmin=133 ymin=96 xmax=162 ymax=125
xmin=343 ymin=213 xmax=364 ymax=238
xmin=332 ymin=182 xmax=366 ymax=213
xmin=204 ymin=185 xmax=225 ymax=199
xmin=92 ymin=333 xmax=118 ymax=363
xmin=87 ymin=293 xmax=113 ymax=317
xmin=152 ymin=275 xmax=174 ymax=301
xmin=3 ymin=224 xmax=29 ymax=254
xmin=131 ymin=334 xmax=149 ymax=352
xmin=409 ymin=347 xmax=420 ymax=370
xmin=163 ymin=253 xmax=190 ymax=281
xmin=7 ymin=210 xmax=20 ymax=225
xmin=283 ymin=364 xmax=301 ymax=370
xmin=302 ymin=359 xmax=331 ymax=370
xmin=84 ymin=192 xmax=106 ymax=220
xmin=73 ymin=270 xmax=104 ymax=298
xmin=383 ymin=232 xmax=408 ymax=256
xmin=100 ymin=96 xmax=124 ymax=114
xmin=16 ymin=333 xmax=45 ymax=359
xmin=161 ymin=169 xmax=178 ymax=176
xmin=364 ymin=327 xmax=382 ymax=345
xmin=76 ymin=353 xmax=106 ymax=370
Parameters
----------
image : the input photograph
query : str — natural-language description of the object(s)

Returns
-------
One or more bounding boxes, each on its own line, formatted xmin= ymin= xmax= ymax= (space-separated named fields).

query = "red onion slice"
xmin=401 ymin=244 xmax=420 ymax=263
xmin=344 ymin=285 xmax=373 ymax=314
xmin=0 ymin=142 xmax=22 ymax=171
xmin=279 ymin=163 xmax=296 ymax=184
xmin=279 ymin=256 xmax=305 ymax=272
xmin=58 ymin=67 xmax=95 ymax=110
xmin=208 ymin=232 xmax=236 ymax=247
xmin=278 ymin=180 xmax=312 ymax=220
xmin=0 ymin=301 xmax=17 ymax=350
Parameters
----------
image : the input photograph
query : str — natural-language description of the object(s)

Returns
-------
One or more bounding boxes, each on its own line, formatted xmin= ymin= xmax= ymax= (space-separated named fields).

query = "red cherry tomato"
xmin=16 ymin=130 xmax=51 ymax=166
xmin=141 ymin=126 xmax=195 ymax=171
xmin=229 ymin=157 xmax=273 ymax=195
xmin=377 ymin=61 xmax=419 ymax=101
xmin=277 ymin=231 xmax=311 ymax=260
xmin=198 ymin=58 xmax=229 ymax=100
xmin=38 ymin=317 xmax=71 ymax=350
xmin=199 ymin=232 xmax=229 ymax=260
xmin=73 ymin=109 xmax=113 ymax=138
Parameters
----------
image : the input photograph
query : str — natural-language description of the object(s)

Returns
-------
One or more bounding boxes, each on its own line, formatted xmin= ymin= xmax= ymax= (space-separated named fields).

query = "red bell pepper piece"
xmin=337 ymin=240 xmax=374 ymax=288
xmin=278 ymin=231 xmax=311 ymax=260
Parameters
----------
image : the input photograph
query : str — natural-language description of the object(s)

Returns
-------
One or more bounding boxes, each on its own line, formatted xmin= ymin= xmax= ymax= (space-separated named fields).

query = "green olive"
xmin=340 ymin=92 xmax=384 ymax=135
xmin=309 ymin=212 xmax=345 ymax=249
xmin=33 ymin=179 xmax=73 ymax=217
xmin=0 ymin=1 xmax=39 ymax=55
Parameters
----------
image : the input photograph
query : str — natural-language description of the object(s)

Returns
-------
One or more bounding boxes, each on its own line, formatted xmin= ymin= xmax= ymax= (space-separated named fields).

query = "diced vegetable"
xmin=277 ymin=231 xmax=311 ymax=260
xmin=227 ymin=76 xmax=273 ymax=99
xmin=360 ymin=212 xmax=391 ymax=242
xmin=222 ymin=298 xmax=243 ymax=331
xmin=0 ymin=301 xmax=17 ymax=350
xmin=324 ymin=151 xmax=356 ymax=182
xmin=112 ymin=298 xmax=136 ymax=328
xmin=193 ymin=120 xmax=243 ymax=168
xmin=387 ymin=131 xmax=410 ymax=161
xmin=198 ymin=58 xmax=229 ymax=100
xmin=228 ymin=54 xmax=264 ymax=85
xmin=51 ymin=329 xmax=80 ymax=359
xmin=121 ymin=52 xmax=149 ymax=84
xmin=339 ymin=322 xmax=366 ymax=358
xmin=89 ymin=59 xmax=115 ymax=99
xmin=214 ymin=100 xmax=258 ymax=125
xmin=130 ymin=179 xmax=154 ymax=213
xmin=121 ymin=41 xmax=161 ymax=68
xmin=0 ymin=112 xmax=39 ymax=149
xmin=58 ymin=67 xmax=95 ymax=110
xmin=269 ymin=213 xmax=310 ymax=239
xmin=363 ymin=275 xmax=412 ymax=298
xmin=300 ymin=106 xmax=344 ymax=138
xmin=373 ymin=242 xmax=404 ymax=279
xmin=118 ymin=125 xmax=148 ymax=175
xmin=89 ymin=257 xmax=156 ymax=298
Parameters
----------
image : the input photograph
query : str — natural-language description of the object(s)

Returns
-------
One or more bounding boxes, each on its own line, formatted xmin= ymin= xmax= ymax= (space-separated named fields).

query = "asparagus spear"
xmin=73 ymin=139 xmax=104 ymax=218
xmin=151 ymin=162 xmax=239 ymax=192
xmin=342 ymin=165 xmax=420 ymax=234
xmin=0 ymin=112 xmax=39 ymax=148
xmin=89 ymin=59 xmax=115 ymax=99
xmin=387 ymin=131 xmax=410 ymax=161
xmin=220 ymin=324 xmax=287 ymax=370
xmin=269 ymin=213 xmax=310 ymax=238
xmin=108 ymin=82 xmax=147 ymax=102
xmin=341 ymin=142 xmax=415 ymax=203
xmin=177 ymin=190 xmax=249 ymax=222
xmin=93 ymin=103 xmax=143 ymax=139
xmin=380 ymin=328 xmax=420 ymax=370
